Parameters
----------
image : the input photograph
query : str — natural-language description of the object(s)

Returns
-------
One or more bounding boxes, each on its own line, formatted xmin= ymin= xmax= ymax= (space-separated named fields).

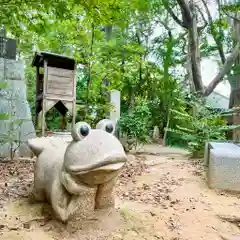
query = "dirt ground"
xmin=1 ymin=144 xmax=240 ymax=240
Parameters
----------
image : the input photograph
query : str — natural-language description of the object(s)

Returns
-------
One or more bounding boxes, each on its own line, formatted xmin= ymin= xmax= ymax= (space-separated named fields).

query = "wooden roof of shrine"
xmin=32 ymin=51 xmax=75 ymax=70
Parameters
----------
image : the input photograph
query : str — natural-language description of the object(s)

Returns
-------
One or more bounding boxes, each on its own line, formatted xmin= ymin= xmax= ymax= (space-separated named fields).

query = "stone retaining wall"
xmin=0 ymin=58 xmax=36 ymax=158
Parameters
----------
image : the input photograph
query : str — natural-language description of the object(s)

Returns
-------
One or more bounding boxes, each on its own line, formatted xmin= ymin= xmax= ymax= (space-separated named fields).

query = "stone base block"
xmin=205 ymin=142 xmax=240 ymax=192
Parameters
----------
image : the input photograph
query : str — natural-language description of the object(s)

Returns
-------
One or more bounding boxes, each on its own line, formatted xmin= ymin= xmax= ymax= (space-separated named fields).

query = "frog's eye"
xmin=105 ymin=123 xmax=114 ymax=133
xmin=72 ymin=122 xmax=91 ymax=141
xmin=96 ymin=119 xmax=115 ymax=134
xmin=79 ymin=125 xmax=89 ymax=137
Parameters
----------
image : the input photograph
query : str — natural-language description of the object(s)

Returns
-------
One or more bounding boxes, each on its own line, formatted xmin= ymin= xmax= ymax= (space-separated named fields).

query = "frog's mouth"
xmin=61 ymin=153 xmax=127 ymax=191
xmin=65 ymin=152 xmax=127 ymax=175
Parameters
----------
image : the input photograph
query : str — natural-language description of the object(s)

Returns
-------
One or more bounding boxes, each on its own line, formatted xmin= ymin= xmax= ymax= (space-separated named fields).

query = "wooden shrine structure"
xmin=32 ymin=51 xmax=76 ymax=136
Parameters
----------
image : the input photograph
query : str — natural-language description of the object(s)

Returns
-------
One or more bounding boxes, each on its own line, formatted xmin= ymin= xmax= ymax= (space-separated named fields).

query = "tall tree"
xmin=163 ymin=0 xmax=240 ymax=97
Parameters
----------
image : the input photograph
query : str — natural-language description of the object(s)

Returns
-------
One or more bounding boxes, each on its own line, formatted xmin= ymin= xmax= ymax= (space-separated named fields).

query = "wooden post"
xmin=72 ymin=63 xmax=77 ymax=130
xmin=41 ymin=60 xmax=48 ymax=136
xmin=163 ymin=110 xmax=171 ymax=146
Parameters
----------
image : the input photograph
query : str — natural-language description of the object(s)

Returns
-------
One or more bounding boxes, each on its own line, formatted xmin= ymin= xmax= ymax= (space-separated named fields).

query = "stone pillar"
xmin=152 ymin=126 xmax=160 ymax=143
xmin=0 ymin=58 xmax=36 ymax=158
xmin=109 ymin=90 xmax=120 ymax=125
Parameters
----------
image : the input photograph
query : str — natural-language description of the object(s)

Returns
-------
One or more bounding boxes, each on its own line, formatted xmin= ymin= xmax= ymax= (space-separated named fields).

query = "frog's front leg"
xmin=51 ymin=177 xmax=96 ymax=222
xmin=66 ymin=189 xmax=96 ymax=220
xmin=95 ymin=177 xmax=117 ymax=209
xmin=50 ymin=177 xmax=70 ymax=222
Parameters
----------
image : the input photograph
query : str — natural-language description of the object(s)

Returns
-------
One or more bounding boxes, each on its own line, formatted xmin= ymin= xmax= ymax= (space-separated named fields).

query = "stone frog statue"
xmin=27 ymin=119 xmax=127 ymax=222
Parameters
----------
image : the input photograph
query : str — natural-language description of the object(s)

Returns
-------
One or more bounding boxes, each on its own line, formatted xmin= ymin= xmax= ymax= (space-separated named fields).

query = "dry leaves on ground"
xmin=119 ymin=173 xmax=181 ymax=207
xmin=0 ymin=159 xmax=34 ymax=207
xmin=118 ymin=155 xmax=148 ymax=186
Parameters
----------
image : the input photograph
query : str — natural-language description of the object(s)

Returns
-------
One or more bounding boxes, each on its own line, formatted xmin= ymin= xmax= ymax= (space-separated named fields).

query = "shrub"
xmin=166 ymin=99 xmax=238 ymax=158
xmin=118 ymin=99 xmax=152 ymax=148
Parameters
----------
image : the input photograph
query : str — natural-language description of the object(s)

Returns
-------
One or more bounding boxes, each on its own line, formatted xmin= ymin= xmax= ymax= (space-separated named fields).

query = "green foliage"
xmin=74 ymin=101 xmax=113 ymax=126
xmin=7 ymin=0 xmax=156 ymax=131
xmin=1 ymin=0 xmax=238 ymax=162
xmin=118 ymin=99 xmax=152 ymax=144
xmin=0 ymin=81 xmax=9 ymax=120
xmin=166 ymin=98 xmax=238 ymax=158
xmin=222 ymin=4 xmax=240 ymax=13
xmin=2 ymin=0 xmax=185 ymax=133
xmin=45 ymin=109 xmax=62 ymax=130
xmin=0 ymin=113 xmax=9 ymax=120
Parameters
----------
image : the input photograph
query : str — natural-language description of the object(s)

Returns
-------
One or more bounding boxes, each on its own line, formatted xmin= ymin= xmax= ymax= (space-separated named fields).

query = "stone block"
xmin=110 ymin=90 xmax=120 ymax=124
xmin=0 ymin=59 xmax=36 ymax=158
xmin=205 ymin=142 xmax=240 ymax=192
xmin=153 ymin=126 xmax=160 ymax=142
xmin=0 ymin=58 xmax=24 ymax=80
xmin=0 ymin=142 xmax=19 ymax=158
xmin=0 ymin=79 xmax=28 ymax=101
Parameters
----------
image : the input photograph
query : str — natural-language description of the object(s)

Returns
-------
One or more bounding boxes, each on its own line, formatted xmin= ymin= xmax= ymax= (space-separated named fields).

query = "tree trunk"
xmin=229 ymin=13 xmax=240 ymax=140
xmin=86 ymin=23 xmax=95 ymax=116
xmin=188 ymin=1 xmax=204 ymax=94
xmin=129 ymin=87 xmax=135 ymax=112
xmin=165 ymin=0 xmax=239 ymax=97
xmin=186 ymin=34 xmax=195 ymax=92
xmin=203 ymin=45 xmax=240 ymax=96
xmin=104 ymin=25 xmax=112 ymax=41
